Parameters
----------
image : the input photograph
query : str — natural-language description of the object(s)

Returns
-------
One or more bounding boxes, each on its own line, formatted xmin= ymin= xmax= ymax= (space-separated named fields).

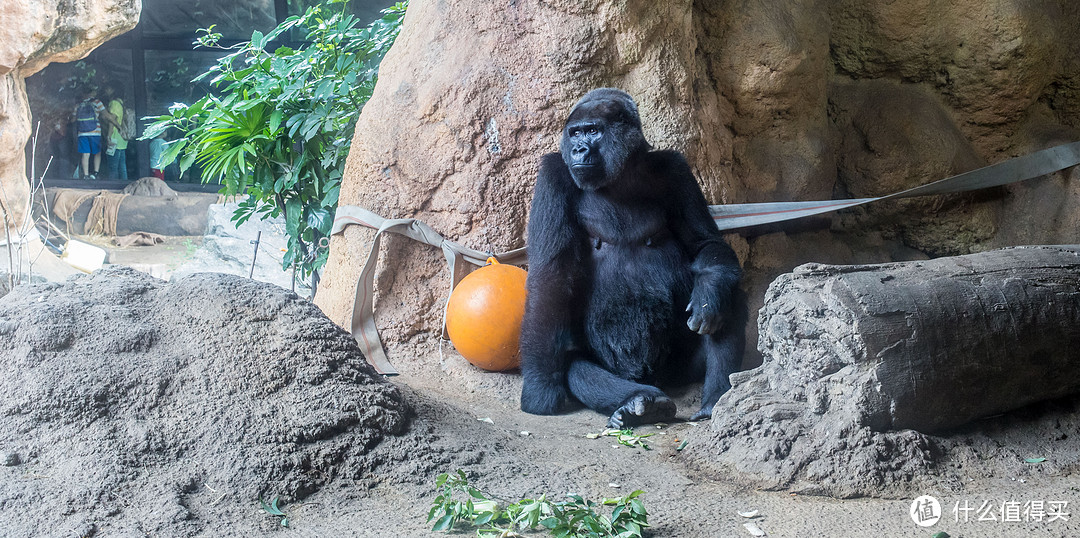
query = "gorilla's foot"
xmin=607 ymin=393 xmax=676 ymax=429
xmin=689 ymin=403 xmax=714 ymax=422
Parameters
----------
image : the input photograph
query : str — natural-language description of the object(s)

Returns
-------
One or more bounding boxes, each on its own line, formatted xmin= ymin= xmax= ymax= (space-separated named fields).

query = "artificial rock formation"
xmin=0 ymin=0 xmax=139 ymax=248
xmin=317 ymin=0 xmax=1080 ymax=368
xmin=698 ymin=246 xmax=1080 ymax=496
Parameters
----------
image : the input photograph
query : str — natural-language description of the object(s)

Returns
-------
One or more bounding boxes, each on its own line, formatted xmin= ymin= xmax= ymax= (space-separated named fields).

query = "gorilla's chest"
xmin=577 ymin=191 xmax=668 ymax=246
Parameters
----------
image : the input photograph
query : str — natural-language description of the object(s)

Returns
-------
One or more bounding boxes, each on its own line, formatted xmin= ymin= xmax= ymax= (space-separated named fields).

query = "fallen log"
xmin=752 ymin=244 xmax=1080 ymax=432
xmin=700 ymin=245 xmax=1080 ymax=496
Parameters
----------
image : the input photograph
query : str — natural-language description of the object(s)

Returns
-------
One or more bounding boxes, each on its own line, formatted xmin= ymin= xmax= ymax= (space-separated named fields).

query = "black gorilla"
xmin=519 ymin=88 xmax=746 ymax=428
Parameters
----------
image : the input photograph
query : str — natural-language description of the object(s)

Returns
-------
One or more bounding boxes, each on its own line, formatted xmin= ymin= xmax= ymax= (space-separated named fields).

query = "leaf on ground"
xmin=743 ymin=521 xmax=766 ymax=536
xmin=738 ymin=510 xmax=759 ymax=518
xmin=259 ymin=496 xmax=286 ymax=516
xmin=1024 ymin=457 xmax=1047 ymax=464
xmin=477 ymin=417 xmax=494 ymax=424
xmin=931 ymin=532 xmax=950 ymax=538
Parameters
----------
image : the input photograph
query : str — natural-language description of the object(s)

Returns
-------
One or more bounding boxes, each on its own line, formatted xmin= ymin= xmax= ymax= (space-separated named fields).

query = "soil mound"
xmin=0 ymin=268 xmax=409 ymax=536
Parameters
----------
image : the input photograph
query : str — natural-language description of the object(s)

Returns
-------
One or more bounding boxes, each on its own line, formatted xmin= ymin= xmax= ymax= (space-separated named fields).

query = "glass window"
xmin=25 ymin=0 xmax=403 ymax=181
xmin=145 ymin=51 xmax=223 ymax=118
xmin=141 ymin=0 xmax=277 ymax=40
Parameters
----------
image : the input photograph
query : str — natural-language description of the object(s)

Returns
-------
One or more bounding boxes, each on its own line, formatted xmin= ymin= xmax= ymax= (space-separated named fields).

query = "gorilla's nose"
xmin=572 ymin=146 xmax=592 ymax=165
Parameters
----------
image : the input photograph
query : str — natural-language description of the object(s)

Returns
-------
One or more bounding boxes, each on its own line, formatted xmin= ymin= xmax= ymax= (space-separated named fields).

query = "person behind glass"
xmin=101 ymin=82 xmax=128 ymax=180
xmin=74 ymin=86 xmax=114 ymax=180
xmin=149 ymin=130 xmax=167 ymax=180
xmin=47 ymin=111 xmax=75 ymax=180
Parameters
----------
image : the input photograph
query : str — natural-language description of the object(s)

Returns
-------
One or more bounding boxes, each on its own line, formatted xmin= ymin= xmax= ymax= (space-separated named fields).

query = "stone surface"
xmin=0 ymin=0 xmax=141 ymax=77
xmin=171 ymin=203 xmax=313 ymax=298
xmin=318 ymin=0 xmax=1080 ymax=371
xmin=698 ymin=246 xmax=1080 ymax=496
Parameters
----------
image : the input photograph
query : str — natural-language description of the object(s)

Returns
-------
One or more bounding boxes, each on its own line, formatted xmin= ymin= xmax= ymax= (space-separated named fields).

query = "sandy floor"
xmin=278 ymin=362 xmax=1080 ymax=538
xmin=3 ymin=252 xmax=1077 ymax=537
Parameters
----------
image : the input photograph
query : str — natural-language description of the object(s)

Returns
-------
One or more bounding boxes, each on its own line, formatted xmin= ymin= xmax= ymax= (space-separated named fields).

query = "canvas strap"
xmin=333 ymin=141 xmax=1080 ymax=374
xmin=710 ymin=141 xmax=1080 ymax=229
xmin=330 ymin=206 xmax=526 ymax=375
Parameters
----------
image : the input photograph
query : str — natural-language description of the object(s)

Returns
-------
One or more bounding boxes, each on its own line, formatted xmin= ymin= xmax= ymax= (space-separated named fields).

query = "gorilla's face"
xmin=562 ymin=117 xmax=607 ymax=189
xmin=559 ymin=95 xmax=648 ymax=191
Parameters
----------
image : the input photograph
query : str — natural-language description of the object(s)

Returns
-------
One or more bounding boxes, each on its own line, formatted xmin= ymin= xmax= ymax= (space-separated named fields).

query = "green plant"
xmin=259 ymin=495 xmax=289 ymax=527
xmin=143 ymin=0 xmax=407 ymax=289
xmin=428 ymin=470 xmax=649 ymax=538
xmin=585 ymin=428 xmax=655 ymax=450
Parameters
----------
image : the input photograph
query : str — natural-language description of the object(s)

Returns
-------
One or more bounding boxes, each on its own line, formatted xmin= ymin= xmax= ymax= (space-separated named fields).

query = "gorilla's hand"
xmin=686 ymin=286 xmax=726 ymax=335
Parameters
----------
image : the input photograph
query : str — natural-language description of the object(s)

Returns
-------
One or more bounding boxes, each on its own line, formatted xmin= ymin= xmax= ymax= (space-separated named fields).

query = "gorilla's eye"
xmin=587 ymin=127 xmax=599 ymax=135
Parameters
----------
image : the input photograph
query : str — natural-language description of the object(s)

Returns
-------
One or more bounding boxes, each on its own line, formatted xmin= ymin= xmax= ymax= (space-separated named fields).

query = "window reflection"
xmin=25 ymin=0 xmax=396 ymax=183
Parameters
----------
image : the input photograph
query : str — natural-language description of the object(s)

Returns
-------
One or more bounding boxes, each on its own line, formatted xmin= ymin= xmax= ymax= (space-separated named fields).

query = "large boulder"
xmin=317 ymin=0 xmax=721 ymax=369
xmin=317 ymin=0 xmax=1080 ymax=369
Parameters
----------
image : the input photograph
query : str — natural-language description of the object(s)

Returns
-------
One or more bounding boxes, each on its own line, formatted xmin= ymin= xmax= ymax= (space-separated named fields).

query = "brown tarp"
xmin=85 ymin=192 xmax=130 ymax=236
xmin=51 ymin=189 xmax=129 ymax=236
xmin=113 ymin=232 xmax=165 ymax=247
xmin=51 ymin=189 xmax=98 ymax=234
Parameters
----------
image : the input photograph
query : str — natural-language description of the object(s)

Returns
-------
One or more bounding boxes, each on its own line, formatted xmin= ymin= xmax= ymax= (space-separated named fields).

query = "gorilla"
xmin=519 ymin=88 xmax=746 ymax=428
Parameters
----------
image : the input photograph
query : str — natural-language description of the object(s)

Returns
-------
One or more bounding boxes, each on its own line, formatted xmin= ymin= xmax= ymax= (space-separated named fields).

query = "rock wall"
xmin=317 ymin=0 xmax=1080 ymax=368
xmin=0 ymin=0 xmax=139 ymax=239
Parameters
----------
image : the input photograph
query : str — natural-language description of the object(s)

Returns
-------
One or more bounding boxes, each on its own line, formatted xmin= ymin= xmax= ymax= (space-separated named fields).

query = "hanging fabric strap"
xmin=710 ymin=141 xmax=1080 ymax=229
xmin=331 ymin=206 xmax=526 ymax=375
xmin=334 ymin=140 xmax=1080 ymax=374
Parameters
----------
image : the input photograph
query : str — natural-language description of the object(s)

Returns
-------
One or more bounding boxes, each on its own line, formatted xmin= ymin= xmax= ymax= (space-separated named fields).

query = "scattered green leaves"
xmin=428 ymin=470 xmax=649 ymax=538
xmin=1024 ymin=457 xmax=1047 ymax=464
xmin=585 ymin=428 xmax=655 ymax=450
xmin=259 ymin=496 xmax=289 ymax=527
xmin=143 ymin=0 xmax=408 ymax=283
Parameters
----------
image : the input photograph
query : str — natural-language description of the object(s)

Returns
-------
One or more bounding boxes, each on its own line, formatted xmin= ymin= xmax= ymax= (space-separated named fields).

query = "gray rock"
xmin=2 ymin=452 xmax=20 ymax=466
xmin=171 ymin=203 xmax=312 ymax=297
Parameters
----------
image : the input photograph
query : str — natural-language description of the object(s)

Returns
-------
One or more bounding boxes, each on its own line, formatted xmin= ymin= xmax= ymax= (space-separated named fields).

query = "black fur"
xmin=520 ymin=88 xmax=746 ymax=427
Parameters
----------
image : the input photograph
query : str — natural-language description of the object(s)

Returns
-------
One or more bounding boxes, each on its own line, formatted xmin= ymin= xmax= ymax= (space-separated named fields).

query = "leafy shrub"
xmin=429 ymin=470 xmax=650 ymax=538
xmin=144 ymin=0 xmax=407 ymax=284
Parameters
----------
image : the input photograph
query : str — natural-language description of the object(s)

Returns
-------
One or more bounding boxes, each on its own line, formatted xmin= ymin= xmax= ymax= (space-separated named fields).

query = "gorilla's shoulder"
xmin=643 ymin=149 xmax=693 ymax=177
xmin=539 ymin=152 xmax=567 ymax=170
xmin=646 ymin=149 xmax=691 ymax=166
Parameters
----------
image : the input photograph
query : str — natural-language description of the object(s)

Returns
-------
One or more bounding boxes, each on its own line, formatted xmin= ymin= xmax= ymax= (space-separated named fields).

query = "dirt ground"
xmin=290 ymin=361 xmax=1080 ymax=538
xmin=0 ymin=264 xmax=1077 ymax=538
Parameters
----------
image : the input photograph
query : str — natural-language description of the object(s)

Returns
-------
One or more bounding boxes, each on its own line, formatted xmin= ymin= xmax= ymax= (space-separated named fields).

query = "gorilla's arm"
xmin=654 ymin=151 xmax=742 ymax=335
xmin=519 ymin=153 xmax=589 ymax=415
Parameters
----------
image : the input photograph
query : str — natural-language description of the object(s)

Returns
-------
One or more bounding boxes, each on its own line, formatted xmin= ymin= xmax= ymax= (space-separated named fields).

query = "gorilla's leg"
xmin=689 ymin=315 xmax=746 ymax=422
xmin=567 ymin=360 xmax=676 ymax=428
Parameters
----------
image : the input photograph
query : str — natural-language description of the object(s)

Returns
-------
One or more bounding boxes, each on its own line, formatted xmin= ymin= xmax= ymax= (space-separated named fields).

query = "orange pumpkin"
xmin=445 ymin=257 xmax=528 ymax=371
